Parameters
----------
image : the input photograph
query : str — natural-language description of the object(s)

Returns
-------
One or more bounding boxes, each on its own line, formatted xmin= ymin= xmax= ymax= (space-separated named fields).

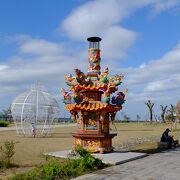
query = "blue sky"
xmin=0 ymin=0 xmax=180 ymax=120
xmin=0 ymin=0 xmax=78 ymax=59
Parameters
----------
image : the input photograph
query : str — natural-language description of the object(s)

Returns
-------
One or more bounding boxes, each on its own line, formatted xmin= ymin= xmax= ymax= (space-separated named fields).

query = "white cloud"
xmin=0 ymin=37 xmax=81 ymax=111
xmin=61 ymin=0 xmax=121 ymax=40
xmin=0 ymin=39 xmax=179 ymax=117
xmin=1 ymin=0 xmax=180 ymax=117
xmin=101 ymin=26 xmax=137 ymax=59
xmin=139 ymin=63 xmax=146 ymax=69
xmin=15 ymin=35 xmax=64 ymax=56
xmin=144 ymin=75 xmax=180 ymax=92
xmin=0 ymin=64 xmax=8 ymax=71
xmin=61 ymin=0 xmax=171 ymax=39
xmin=61 ymin=0 xmax=145 ymax=60
xmin=126 ymin=43 xmax=180 ymax=87
xmin=149 ymin=0 xmax=180 ymax=18
xmin=122 ymin=42 xmax=180 ymax=115
xmin=60 ymin=0 xmax=180 ymax=62
xmin=0 ymin=36 xmax=88 ymax=95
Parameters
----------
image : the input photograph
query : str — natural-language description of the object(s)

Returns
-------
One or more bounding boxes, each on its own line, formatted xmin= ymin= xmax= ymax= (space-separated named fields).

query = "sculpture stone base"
xmin=72 ymin=133 xmax=117 ymax=153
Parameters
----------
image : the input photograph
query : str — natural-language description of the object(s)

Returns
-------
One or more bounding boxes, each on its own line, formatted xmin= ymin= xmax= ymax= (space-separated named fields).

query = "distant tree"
xmin=166 ymin=104 xmax=176 ymax=122
xmin=1 ymin=106 xmax=12 ymax=121
xmin=46 ymin=106 xmax=54 ymax=123
xmin=160 ymin=105 xmax=167 ymax=123
xmin=121 ymin=112 xmax=131 ymax=122
xmin=136 ymin=114 xmax=141 ymax=122
xmin=124 ymin=115 xmax=130 ymax=122
xmin=154 ymin=114 xmax=159 ymax=122
xmin=145 ymin=100 xmax=154 ymax=124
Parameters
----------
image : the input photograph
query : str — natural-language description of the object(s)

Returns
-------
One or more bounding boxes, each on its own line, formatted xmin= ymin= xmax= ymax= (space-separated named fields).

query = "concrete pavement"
xmin=46 ymin=150 xmax=147 ymax=165
xmin=73 ymin=147 xmax=180 ymax=180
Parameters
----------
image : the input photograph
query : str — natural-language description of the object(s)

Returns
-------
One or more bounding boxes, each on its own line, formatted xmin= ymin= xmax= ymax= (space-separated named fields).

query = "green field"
xmin=0 ymin=122 xmax=180 ymax=179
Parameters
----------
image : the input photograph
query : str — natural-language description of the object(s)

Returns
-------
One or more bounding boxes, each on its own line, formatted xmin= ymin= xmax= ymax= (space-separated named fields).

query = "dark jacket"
xmin=161 ymin=131 xmax=170 ymax=142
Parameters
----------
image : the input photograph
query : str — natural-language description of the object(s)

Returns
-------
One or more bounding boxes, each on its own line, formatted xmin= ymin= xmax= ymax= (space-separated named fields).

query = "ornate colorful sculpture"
xmin=61 ymin=37 xmax=127 ymax=153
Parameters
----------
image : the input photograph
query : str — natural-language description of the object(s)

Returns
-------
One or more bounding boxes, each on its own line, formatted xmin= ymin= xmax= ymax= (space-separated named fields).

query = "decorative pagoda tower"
xmin=61 ymin=37 xmax=127 ymax=153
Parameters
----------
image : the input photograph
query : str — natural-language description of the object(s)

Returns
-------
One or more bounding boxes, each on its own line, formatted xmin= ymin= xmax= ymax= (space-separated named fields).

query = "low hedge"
xmin=11 ymin=146 xmax=108 ymax=180
xmin=0 ymin=120 xmax=9 ymax=127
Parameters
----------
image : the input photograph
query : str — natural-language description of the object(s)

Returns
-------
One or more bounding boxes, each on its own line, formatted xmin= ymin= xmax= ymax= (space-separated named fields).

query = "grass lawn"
xmin=0 ymin=122 xmax=180 ymax=179
xmin=0 ymin=125 xmax=76 ymax=166
xmin=112 ymin=122 xmax=180 ymax=153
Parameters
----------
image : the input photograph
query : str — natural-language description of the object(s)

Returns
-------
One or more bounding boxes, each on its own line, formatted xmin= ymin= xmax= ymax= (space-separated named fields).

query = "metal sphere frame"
xmin=11 ymin=85 xmax=60 ymax=137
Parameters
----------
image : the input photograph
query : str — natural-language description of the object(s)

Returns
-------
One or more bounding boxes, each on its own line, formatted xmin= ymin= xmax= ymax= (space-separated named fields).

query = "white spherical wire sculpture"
xmin=11 ymin=85 xmax=60 ymax=137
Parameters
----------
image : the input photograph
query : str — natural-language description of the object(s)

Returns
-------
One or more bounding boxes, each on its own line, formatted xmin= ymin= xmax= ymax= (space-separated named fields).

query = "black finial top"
xmin=87 ymin=37 xmax=101 ymax=49
xmin=87 ymin=37 xmax=102 ymax=42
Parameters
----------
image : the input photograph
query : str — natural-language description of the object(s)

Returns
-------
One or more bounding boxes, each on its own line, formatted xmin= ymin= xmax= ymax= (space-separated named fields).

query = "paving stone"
xmin=72 ymin=147 xmax=180 ymax=180
xmin=46 ymin=150 xmax=147 ymax=165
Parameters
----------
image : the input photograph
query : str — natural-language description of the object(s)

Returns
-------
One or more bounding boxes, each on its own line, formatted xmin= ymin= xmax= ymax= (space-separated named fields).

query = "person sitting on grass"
xmin=161 ymin=128 xmax=179 ymax=148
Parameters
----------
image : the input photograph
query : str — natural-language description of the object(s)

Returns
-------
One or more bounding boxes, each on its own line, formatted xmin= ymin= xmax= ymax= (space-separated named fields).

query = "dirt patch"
xmin=0 ymin=166 xmax=32 ymax=180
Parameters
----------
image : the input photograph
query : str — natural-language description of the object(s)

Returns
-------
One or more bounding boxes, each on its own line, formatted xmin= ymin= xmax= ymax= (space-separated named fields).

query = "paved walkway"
xmin=0 ymin=123 xmax=76 ymax=131
xmin=46 ymin=150 xmax=147 ymax=165
xmin=73 ymin=148 xmax=180 ymax=180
